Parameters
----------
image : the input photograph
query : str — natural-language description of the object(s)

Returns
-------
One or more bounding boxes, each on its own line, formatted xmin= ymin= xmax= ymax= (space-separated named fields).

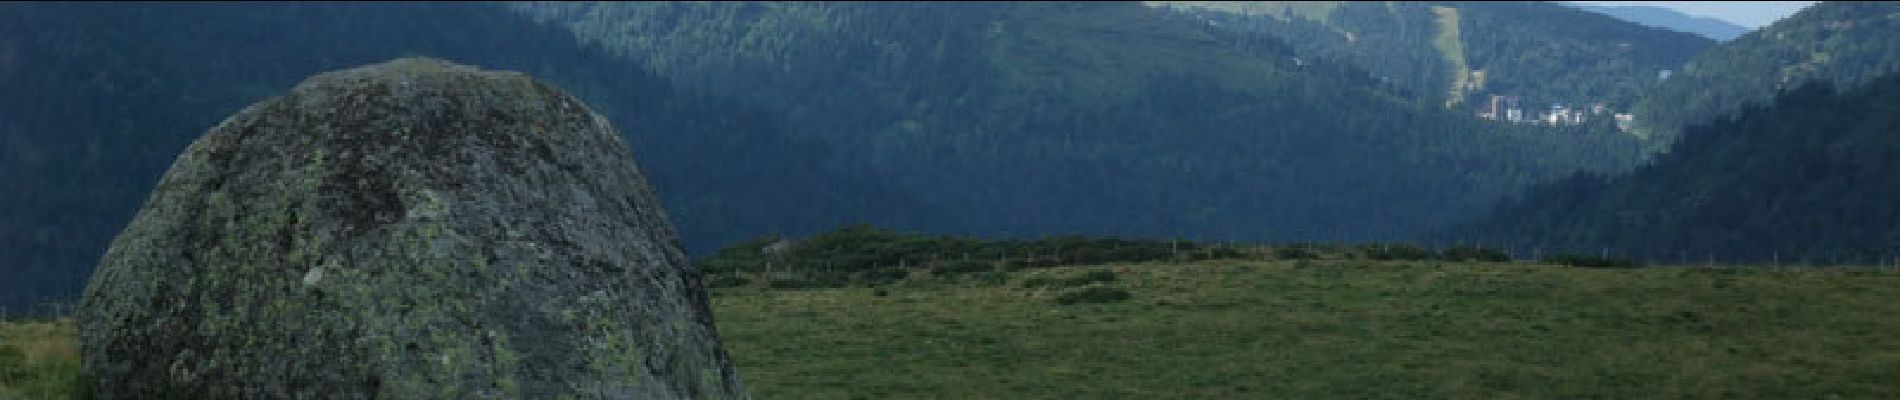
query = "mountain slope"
xmin=515 ymin=1 xmax=1643 ymax=245
xmin=1454 ymin=72 xmax=1900 ymax=263
xmin=0 ymin=2 xmax=942 ymax=312
xmin=1631 ymin=1 xmax=1900 ymax=146
xmin=1149 ymin=1 xmax=1715 ymax=117
xmin=1566 ymin=3 xmax=1751 ymax=42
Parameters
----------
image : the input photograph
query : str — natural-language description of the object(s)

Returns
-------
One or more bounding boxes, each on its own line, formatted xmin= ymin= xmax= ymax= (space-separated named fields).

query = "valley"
xmin=4 ymin=1 xmax=1900 ymax=396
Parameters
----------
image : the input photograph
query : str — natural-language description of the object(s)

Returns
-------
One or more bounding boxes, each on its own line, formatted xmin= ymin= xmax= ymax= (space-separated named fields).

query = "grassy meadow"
xmin=717 ymin=260 xmax=1900 ymax=398
xmin=7 ymin=260 xmax=1900 ymax=398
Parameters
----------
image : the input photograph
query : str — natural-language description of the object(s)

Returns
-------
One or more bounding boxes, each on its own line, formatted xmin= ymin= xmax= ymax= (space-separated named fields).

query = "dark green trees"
xmin=1456 ymin=73 xmax=1900 ymax=264
xmin=1631 ymin=1 xmax=1900 ymax=147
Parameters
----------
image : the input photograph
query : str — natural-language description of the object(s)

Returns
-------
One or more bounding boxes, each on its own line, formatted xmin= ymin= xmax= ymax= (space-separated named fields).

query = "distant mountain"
xmin=1148 ymin=1 xmax=1714 ymax=118
xmin=1630 ymin=1 xmax=1900 ymax=148
xmin=1452 ymin=72 xmax=1900 ymax=264
xmin=515 ymin=1 xmax=1643 ymax=246
xmin=1565 ymin=3 xmax=1751 ymax=42
xmin=0 ymin=2 xmax=942 ymax=313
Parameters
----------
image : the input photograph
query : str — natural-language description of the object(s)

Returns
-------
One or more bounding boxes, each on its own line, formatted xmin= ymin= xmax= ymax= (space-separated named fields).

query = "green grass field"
xmin=8 ymin=260 xmax=1900 ymax=398
xmin=719 ymin=260 xmax=1900 ymax=398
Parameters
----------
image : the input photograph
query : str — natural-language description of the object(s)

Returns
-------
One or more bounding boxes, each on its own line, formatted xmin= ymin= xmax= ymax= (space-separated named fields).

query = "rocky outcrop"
xmin=77 ymin=57 xmax=747 ymax=399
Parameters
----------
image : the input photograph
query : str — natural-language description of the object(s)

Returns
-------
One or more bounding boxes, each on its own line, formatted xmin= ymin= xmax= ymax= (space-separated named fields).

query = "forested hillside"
xmin=1631 ymin=1 xmax=1899 ymax=147
xmin=1149 ymin=1 xmax=1713 ymax=119
xmin=0 ymin=2 xmax=942 ymax=313
xmin=1454 ymin=72 xmax=1900 ymax=264
xmin=515 ymin=1 xmax=1643 ymax=246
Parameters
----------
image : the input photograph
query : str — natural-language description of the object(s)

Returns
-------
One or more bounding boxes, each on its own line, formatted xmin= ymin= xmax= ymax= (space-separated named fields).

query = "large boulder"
xmin=77 ymin=58 xmax=748 ymax=399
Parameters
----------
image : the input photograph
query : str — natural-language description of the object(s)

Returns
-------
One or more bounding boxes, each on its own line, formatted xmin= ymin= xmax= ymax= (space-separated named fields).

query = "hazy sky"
xmin=1567 ymin=1 xmax=1818 ymax=28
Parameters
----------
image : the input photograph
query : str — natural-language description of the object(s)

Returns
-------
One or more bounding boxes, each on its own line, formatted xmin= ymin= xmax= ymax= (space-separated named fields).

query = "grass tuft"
xmin=0 ymin=318 xmax=83 ymax=399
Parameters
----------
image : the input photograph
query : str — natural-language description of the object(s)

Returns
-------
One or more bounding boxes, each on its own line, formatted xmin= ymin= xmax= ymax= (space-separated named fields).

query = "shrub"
xmin=0 ymin=345 xmax=25 ymax=381
xmin=1441 ymin=245 xmax=1512 ymax=262
xmin=1075 ymin=270 xmax=1118 ymax=284
xmin=1020 ymin=276 xmax=1060 ymax=288
xmin=930 ymin=259 xmax=995 ymax=277
xmin=974 ymin=271 xmax=1011 ymax=286
xmin=1023 ymin=270 xmax=1118 ymax=289
xmin=1544 ymin=254 xmax=1645 ymax=269
xmin=768 ymin=276 xmax=847 ymax=289
xmin=1054 ymin=286 xmax=1132 ymax=305
xmin=1273 ymin=246 xmax=1320 ymax=260
xmin=1363 ymin=243 xmax=1438 ymax=261
xmin=703 ymin=274 xmax=752 ymax=288
xmin=857 ymin=267 xmax=909 ymax=286
xmin=1003 ymin=257 xmax=1061 ymax=270
xmin=1199 ymin=246 xmax=1248 ymax=260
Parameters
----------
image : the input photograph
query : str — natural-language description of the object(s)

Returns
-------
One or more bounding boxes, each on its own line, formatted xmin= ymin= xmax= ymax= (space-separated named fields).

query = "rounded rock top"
xmin=78 ymin=57 xmax=749 ymax=399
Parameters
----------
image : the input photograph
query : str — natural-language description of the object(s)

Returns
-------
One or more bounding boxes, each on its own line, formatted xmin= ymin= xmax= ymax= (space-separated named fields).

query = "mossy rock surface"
xmin=76 ymin=57 xmax=748 ymax=399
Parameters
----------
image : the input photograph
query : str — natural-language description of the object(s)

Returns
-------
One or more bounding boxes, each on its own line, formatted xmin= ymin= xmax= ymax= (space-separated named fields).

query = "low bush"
xmin=704 ymin=274 xmax=752 ymax=288
xmin=1441 ymin=245 xmax=1512 ymax=262
xmin=1023 ymin=270 xmax=1119 ymax=289
xmin=1544 ymin=254 xmax=1645 ymax=269
xmin=856 ymin=268 xmax=910 ymax=285
xmin=768 ymin=276 xmax=846 ymax=289
xmin=1195 ymin=246 xmax=1248 ymax=260
xmin=1054 ymin=286 xmax=1132 ymax=305
xmin=1362 ymin=243 xmax=1439 ymax=261
xmin=1274 ymin=246 xmax=1321 ymax=260
xmin=974 ymin=271 xmax=1011 ymax=286
xmin=698 ymin=226 xmax=1260 ymax=288
xmin=1003 ymin=258 xmax=1061 ymax=270
xmin=930 ymin=259 xmax=996 ymax=277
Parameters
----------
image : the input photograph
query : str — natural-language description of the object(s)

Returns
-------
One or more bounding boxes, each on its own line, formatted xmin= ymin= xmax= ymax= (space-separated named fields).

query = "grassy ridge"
xmin=7 ymin=261 xmax=1900 ymax=398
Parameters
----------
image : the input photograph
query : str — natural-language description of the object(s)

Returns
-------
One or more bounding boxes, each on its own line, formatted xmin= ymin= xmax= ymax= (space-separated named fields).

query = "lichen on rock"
xmin=77 ymin=57 xmax=748 ymax=399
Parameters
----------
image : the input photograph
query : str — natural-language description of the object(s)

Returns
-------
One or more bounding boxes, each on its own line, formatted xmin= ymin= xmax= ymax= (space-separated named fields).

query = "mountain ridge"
xmin=1630 ymin=1 xmax=1900 ymax=147
xmin=1147 ymin=0 xmax=1715 ymax=119
xmin=1564 ymin=3 xmax=1751 ymax=41
xmin=515 ymin=0 xmax=1644 ymax=246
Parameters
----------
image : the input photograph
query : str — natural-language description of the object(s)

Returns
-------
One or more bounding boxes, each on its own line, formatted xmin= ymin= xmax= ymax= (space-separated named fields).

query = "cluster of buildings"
xmin=1474 ymin=94 xmax=1635 ymax=132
